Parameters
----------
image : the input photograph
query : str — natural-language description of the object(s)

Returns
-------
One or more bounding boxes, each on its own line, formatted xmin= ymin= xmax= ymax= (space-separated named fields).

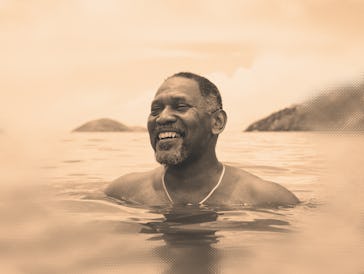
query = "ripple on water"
xmin=62 ymin=160 xmax=83 ymax=163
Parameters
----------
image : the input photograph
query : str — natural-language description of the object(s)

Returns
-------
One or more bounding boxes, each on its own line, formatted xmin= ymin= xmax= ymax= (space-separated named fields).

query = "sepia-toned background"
xmin=1 ymin=0 xmax=364 ymax=133
xmin=1 ymin=1 xmax=364 ymax=273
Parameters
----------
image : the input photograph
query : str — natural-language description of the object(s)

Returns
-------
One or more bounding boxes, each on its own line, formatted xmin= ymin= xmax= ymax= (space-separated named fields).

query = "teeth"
xmin=158 ymin=131 xmax=181 ymax=140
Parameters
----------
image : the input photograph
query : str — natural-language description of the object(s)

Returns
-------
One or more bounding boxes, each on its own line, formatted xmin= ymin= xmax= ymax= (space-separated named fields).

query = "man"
xmin=105 ymin=72 xmax=299 ymax=207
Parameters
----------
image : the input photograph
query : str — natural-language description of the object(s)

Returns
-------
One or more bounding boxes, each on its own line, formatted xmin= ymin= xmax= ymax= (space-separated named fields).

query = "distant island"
xmin=73 ymin=118 xmax=146 ymax=132
xmin=245 ymin=82 xmax=364 ymax=131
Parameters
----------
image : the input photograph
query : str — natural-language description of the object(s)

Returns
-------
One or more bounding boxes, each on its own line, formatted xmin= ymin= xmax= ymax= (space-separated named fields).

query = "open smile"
xmin=158 ymin=131 xmax=181 ymax=140
xmin=155 ymin=129 xmax=185 ymax=146
xmin=155 ymin=130 xmax=184 ymax=151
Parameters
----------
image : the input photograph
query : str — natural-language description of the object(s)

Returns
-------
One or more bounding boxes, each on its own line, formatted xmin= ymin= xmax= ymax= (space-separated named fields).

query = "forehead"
xmin=154 ymin=77 xmax=202 ymax=101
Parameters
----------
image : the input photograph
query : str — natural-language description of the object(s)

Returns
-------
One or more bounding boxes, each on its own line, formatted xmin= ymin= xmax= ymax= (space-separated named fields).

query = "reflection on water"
xmin=136 ymin=205 xmax=291 ymax=274
xmin=142 ymin=206 xmax=220 ymax=274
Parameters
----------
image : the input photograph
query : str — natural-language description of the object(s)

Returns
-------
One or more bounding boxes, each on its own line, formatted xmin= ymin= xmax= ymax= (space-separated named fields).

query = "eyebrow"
xmin=151 ymin=95 xmax=190 ymax=105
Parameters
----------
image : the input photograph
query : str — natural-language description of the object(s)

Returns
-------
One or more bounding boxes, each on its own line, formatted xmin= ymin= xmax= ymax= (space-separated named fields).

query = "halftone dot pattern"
xmin=245 ymin=78 xmax=364 ymax=133
xmin=156 ymin=243 xmax=220 ymax=274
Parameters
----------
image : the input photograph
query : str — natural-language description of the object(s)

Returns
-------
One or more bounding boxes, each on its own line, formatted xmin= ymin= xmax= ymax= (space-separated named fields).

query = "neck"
xmin=163 ymin=149 xmax=224 ymax=202
xmin=167 ymin=150 xmax=219 ymax=181
xmin=162 ymin=151 xmax=225 ymax=205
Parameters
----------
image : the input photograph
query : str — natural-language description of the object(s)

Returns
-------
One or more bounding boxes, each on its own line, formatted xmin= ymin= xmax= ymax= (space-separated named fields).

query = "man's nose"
xmin=156 ymin=106 xmax=177 ymax=125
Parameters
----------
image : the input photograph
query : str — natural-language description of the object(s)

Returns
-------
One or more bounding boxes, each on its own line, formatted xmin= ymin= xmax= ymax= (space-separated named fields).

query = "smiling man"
xmin=105 ymin=72 xmax=299 ymax=207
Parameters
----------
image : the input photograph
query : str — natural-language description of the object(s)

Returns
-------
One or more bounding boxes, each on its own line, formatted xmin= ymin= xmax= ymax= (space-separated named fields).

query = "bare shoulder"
xmin=225 ymin=165 xmax=299 ymax=206
xmin=104 ymin=167 xmax=166 ymax=205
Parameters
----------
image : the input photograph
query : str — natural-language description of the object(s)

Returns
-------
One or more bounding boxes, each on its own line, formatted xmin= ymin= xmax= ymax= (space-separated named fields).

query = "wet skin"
xmin=105 ymin=76 xmax=299 ymax=207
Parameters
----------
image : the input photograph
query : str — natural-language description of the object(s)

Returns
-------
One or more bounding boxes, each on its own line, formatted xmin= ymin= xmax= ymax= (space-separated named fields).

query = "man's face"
xmin=147 ymin=77 xmax=213 ymax=166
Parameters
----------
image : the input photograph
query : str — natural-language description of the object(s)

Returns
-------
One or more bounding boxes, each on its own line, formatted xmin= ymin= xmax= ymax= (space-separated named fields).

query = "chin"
xmin=155 ymin=149 xmax=188 ymax=166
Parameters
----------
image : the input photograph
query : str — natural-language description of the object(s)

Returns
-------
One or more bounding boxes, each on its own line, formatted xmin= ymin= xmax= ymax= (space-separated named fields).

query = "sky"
xmin=1 ymin=0 xmax=364 ymax=133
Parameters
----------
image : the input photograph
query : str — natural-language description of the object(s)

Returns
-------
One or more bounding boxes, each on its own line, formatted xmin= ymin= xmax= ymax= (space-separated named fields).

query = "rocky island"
xmin=73 ymin=118 xmax=146 ymax=132
xmin=245 ymin=82 xmax=364 ymax=131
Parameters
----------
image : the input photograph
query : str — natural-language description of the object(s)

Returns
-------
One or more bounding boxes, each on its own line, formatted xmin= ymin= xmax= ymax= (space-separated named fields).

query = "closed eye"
xmin=175 ymin=104 xmax=190 ymax=111
xmin=150 ymin=106 xmax=162 ymax=116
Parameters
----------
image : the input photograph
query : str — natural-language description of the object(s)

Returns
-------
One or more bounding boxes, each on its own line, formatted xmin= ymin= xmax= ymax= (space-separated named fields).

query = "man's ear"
xmin=211 ymin=110 xmax=227 ymax=135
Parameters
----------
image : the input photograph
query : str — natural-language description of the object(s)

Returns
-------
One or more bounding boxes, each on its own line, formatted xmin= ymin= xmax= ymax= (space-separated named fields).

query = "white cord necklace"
xmin=162 ymin=164 xmax=226 ymax=205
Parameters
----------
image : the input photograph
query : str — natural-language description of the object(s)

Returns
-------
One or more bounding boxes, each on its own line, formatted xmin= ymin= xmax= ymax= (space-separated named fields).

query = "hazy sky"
xmin=1 ymin=0 xmax=364 ymax=133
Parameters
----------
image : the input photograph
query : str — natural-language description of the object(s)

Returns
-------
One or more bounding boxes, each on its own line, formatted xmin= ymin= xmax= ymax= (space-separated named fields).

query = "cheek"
xmin=184 ymin=122 xmax=210 ymax=144
xmin=190 ymin=115 xmax=211 ymax=132
xmin=147 ymin=118 xmax=156 ymax=147
xmin=147 ymin=117 xmax=155 ymax=131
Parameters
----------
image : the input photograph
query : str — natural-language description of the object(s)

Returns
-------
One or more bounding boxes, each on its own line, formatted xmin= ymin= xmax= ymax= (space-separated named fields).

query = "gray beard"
xmin=155 ymin=142 xmax=188 ymax=166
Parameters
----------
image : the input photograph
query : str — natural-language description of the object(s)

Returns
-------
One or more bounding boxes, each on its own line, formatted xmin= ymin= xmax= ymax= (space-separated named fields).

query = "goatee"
xmin=155 ymin=141 xmax=188 ymax=166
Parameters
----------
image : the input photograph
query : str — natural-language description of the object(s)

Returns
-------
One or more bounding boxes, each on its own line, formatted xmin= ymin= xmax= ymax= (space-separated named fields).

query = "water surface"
xmin=1 ymin=131 xmax=363 ymax=273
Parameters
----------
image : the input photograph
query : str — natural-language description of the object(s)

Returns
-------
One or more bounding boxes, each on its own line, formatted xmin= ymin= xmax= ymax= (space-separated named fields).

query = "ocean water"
xmin=1 ymin=131 xmax=364 ymax=273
